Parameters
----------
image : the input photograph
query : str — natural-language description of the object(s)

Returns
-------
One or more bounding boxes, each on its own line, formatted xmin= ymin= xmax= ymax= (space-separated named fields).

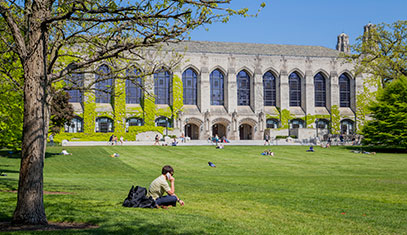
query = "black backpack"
xmin=123 ymin=185 xmax=157 ymax=208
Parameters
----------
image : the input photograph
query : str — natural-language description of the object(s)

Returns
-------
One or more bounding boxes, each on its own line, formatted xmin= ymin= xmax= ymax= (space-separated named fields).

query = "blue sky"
xmin=188 ymin=0 xmax=407 ymax=49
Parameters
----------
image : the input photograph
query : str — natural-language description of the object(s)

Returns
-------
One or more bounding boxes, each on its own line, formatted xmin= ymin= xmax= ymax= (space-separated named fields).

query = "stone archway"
xmin=212 ymin=123 xmax=227 ymax=138
xmin=184 ymin=123 xmax=199 ymax=140
xmin=239 ymin=124 xmax=252 ymax=140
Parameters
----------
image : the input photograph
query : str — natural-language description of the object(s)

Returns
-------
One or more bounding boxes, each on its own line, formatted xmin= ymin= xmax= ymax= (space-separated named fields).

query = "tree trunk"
xmin=12 ymin=0 xmax=50 ymax=225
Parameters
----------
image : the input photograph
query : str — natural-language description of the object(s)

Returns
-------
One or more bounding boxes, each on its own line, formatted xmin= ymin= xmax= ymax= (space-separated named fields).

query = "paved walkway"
xmin=62 ymin=139 xmax=305 ymax=146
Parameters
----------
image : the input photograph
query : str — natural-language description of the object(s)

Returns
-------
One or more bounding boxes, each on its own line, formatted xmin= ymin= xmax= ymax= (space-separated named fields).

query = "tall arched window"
xmin=154 ymin=70 xmax=172 ymax=104
xmin=126 ymin=68 xmax=143 ymax=104
xmin=210 ymin=69 xmax=224 ymax=105
xmin=237 ymin=70 xmax=250 ymax=106
xmin=95 ymin=65 xmax=113 ymax=103
xmin=182 ymin=68 xmax=197 ymax=105
xmin=339 ymin=74 xmax=351 ymax=107
xmin=263 ymin=71 xmax=276 ymax=106
xmin=65 ymin=73 xmax=83 ymax=103
xmin=64 ymin=117 xmax=83 ymax=133
xmin=314 ymin=73 xmax=326 ymax=107
xmin=289 ymin=72 xmax=301 ymax=107
xmin=95 ymin=117 xmax=114 ymax=132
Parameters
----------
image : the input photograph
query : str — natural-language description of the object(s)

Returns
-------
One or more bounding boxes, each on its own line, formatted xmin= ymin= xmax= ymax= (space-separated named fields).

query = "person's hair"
xmin=162 ymin=165 xmax=174 ymax=174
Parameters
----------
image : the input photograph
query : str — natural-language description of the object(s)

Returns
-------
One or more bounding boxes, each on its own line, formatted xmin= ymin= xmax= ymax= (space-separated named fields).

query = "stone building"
xmin=65 ymin=31 xmax=363 ymax=141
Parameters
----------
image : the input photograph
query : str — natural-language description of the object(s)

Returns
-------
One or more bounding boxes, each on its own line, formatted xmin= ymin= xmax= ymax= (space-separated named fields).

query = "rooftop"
xmin=166 ymin=40 xmax=341 ymax=58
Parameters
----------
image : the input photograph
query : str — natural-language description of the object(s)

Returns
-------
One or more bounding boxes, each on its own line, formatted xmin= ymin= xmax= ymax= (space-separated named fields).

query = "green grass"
xmin=1 ymin=145 xmax=407 ymax=234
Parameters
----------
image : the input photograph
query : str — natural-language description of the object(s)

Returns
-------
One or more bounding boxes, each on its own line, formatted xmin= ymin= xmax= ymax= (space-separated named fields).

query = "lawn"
xmin=1 ymin=145 xmax=407 ymax=234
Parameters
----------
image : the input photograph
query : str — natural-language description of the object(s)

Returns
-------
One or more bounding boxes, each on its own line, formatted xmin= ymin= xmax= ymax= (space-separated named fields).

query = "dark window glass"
xmin=289 ymin=72 xmax=301 ymax=106
xmin=263 ymin=72 xmax=276 ymax=106
xmin=316 ymin=119 xmax=329 ymax=129
xmin=95 ymin=117 xmax=114 ymax=132
xmin=95 ymin=65 xmax=113 ymax=103
xmin=155 ymin=116 xmax=173 ymax=128
xmin=237 ymin=70 xmax=250 ymax=106
xmin=65 ymin=73 xmax=83 ymax=103
xmin=154 ymin=70 xmax=172 ymax=104
xmin=126 ymin=68 xmax=143 ymax=104
xmin=182 ymin=68 xmax=197 ymax=105
xmin=266 ymin=119 xmax=279 ymax=128
xmin=314 ymin=73 xmax=326 ymax=107
xmin=339 ymin=74 xmax=351 ymax=107
xmin=64 ymin=117 xmax=83 ymax=133
xmin=210 ymin=69 xmax=224 ymax=105
xmin=340 ymin=119 xmax=354 ymax=134
xmin=126 ymin=118 xmax=143 ymax=131
xmin=290 ymin=119 xmax=304 ymax=128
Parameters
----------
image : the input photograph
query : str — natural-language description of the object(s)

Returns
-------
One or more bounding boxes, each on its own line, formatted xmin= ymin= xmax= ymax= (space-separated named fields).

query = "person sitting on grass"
xmin=146 ymin=165 xmax=184 ymax=209
xmin=261 ymin=150 xmax=274 ymax=156
xmin=60 ymin=149 xmax=72 ymax=155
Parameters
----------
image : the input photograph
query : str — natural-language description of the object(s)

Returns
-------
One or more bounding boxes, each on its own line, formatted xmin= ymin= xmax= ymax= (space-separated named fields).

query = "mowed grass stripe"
xmin=0 ymin=145 xmax=406 ymax=234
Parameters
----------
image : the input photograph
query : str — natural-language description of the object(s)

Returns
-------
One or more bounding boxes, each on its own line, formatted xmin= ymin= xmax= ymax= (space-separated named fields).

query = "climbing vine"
xmin=83 ymin=91 xmax=96 ymax=133
xmin=171 ymin=74 xmax=184 ymax=119
xmin=330 ymin=105 xmax=341 ymax=134
xmin=113 ymin=79 xmax=126 ymax=133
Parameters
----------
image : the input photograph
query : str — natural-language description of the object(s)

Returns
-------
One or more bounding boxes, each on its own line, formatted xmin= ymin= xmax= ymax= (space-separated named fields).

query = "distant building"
xmin=65 ymin=27 xmax=365 ymax=141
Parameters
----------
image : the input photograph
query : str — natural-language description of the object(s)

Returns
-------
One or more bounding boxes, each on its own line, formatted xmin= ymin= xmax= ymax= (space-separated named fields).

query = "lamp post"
xmin=165 ymin=116 xmax=168 ymax=136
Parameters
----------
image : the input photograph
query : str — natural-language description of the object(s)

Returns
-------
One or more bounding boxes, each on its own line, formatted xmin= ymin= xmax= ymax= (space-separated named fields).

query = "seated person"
xmin=171 ymin=138 xmax=178 ymax=146
xmin=306 ymin=146 xmax=315 ymax=152
xmin=60 ymin=149 xmax=72 ymax=155
xmin=146 ymin=165 xmax=184 ymax=208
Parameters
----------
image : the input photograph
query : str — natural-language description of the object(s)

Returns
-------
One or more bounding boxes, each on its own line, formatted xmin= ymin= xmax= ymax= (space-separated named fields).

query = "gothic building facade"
xmin=66 ymin=31 xmax=364 ymax=141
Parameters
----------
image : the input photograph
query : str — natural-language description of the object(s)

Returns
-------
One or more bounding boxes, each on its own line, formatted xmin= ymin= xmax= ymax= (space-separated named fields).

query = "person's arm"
xmin=166 ymin=175 xmax=185 ymax=206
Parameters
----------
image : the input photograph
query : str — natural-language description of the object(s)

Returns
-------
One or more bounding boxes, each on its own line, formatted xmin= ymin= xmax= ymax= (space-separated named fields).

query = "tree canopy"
xmin=362 ymin=76 xmax=407 ymax=148
xmin=0 ymin=0 xmax=264 ymax=225
xmin=349 ymin=20 xmax=407 ymax=88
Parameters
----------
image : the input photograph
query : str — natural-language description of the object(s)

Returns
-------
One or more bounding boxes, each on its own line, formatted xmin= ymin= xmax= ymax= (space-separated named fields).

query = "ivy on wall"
xmin=83 ymin=91 xmax=96 ymax=133
xmin=113 ymin=79 xmax=126 ymax=133
xmin=330 ymin=105 xmax=341 ymax=134
xmin=171 ymin=74 xmax=183 ymax=119
xmin=58 ymin=71 xmax=184 ymax=141
xmin=141 ymin=94 xmax=156 ymax=126
xmin=306 ymin=114 xmax=330 ymax=128
xmin=280 ymin=109 xmax=293 ymax=129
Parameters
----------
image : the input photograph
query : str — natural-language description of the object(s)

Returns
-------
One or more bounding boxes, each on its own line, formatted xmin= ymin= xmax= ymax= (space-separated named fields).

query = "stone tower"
xmin=336 ymin=33 xmax=350 ymax=53
xmin=363 ymin=23 xmax=375 ymax=42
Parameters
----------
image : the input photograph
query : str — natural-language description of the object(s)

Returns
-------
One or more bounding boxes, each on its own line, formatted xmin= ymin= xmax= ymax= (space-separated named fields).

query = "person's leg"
xmin=155 ymin=195 xmax=177 ymax=207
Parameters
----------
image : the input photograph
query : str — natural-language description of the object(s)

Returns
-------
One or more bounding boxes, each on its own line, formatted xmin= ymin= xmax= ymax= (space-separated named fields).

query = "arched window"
xmin=182 ymin=68 xmax=197 ymax=105
xmin=95 ymin=117 xmax=114 ymax=133
xmin=339 ymin=74 xmax=351 ymax=107
xmin=154 ymin=70 xmax=172 ymax=104
xmin=126 ymin=117 xmax=143 ymax=132
xmin=341 ymin=119 xmax=354 ymax=134
xmin=290 ymin=119 xmax=305 ymax=128
xmin=237 ymin=70 xmax=250 ymax=106
xmin=266 ymin=119 xmax=279 ymax=129
xmin=210 ymin=69 xmax=224 ymax=105
xmin=314 ymin=73 xmax=326 ymax=107
xmin=64 ymin=117 xmax=83 ymax=133
xmin=289 ymin=72 xmax=301 ymax=107
xmin=155 ymin=116 xmax=173 ymax=128
xmin=316 ymin=119 xmax=329 ymax=129
xmin=65 ymin=73 xmax=83 ymax=103
xmin=95 ymin=65 xmax=113 ymax=103
xmin=263 ymin=71 xmax=276 ymax=106
xmin=126 ymin=68 xmax=143 ymax=104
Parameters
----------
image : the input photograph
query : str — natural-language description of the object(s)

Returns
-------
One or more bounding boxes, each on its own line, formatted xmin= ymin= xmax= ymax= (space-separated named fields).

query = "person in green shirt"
xmin=147 ymin=165 xmax=185 ymax=208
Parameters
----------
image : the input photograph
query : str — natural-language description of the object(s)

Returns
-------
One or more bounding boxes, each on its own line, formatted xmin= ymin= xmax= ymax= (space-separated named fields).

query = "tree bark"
xmin=12 ymin=0 xmax=49 ymax=225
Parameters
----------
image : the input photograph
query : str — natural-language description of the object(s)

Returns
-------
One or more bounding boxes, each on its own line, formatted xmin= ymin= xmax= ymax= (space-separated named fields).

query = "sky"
xmin=188 ymin=0 xmax=407 ymax=50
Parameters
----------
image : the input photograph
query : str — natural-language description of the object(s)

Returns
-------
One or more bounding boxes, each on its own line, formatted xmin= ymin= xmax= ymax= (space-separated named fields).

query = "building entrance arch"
xmin=212 ymin=123 xmax=226 ymax=138
xmin=239 ymin=124 xmax=253 ymax=140
xmin=184 ymin=123 xmax=199 ymax=140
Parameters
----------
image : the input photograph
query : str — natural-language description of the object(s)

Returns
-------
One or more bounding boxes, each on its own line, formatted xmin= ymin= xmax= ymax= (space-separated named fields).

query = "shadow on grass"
xmin=0 ymin=150 xmax=20 ymax=159
xmin=345 ymin=145 xmax=407 ymax=153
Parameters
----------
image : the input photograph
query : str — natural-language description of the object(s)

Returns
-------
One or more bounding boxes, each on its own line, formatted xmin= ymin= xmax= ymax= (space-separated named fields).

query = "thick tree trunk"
xmin=12 ymin=0 xmax=50 ymax=225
